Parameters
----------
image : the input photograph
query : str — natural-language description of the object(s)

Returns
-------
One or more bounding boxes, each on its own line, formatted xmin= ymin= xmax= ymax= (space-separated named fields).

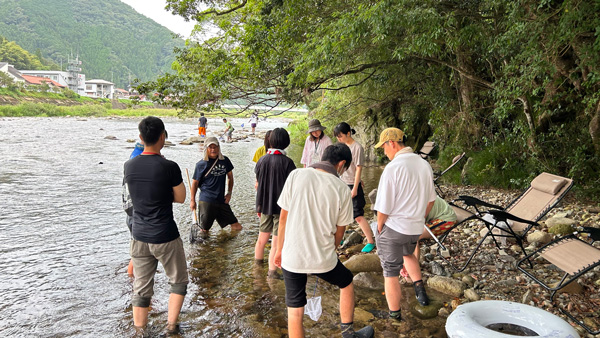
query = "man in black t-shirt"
xmin=123 ymin=116 xmax=188 ymax=334
xmin=254 ymin=128 xmax=296 ymax=279
xmin=190 ymin=137 xmax=242 ymax=239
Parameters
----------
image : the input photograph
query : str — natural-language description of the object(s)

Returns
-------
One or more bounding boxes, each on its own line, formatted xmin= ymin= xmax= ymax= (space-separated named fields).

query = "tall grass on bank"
xmin=0 ymin=103 xmax=179 ymax=117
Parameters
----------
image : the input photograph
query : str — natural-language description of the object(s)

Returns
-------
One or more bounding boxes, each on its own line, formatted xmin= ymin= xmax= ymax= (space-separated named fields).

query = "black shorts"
xmin=348 ymin=184 xmax=366 ymax=219
xmin=282 ymin=260 xmax=353 ymax=308
xmin=198 ymin=201 xmax=239 ymax=231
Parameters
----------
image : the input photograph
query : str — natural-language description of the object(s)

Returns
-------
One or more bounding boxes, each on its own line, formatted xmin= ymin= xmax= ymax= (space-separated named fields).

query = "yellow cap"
xmin=374 ymin=128 xmax=405 ymax=148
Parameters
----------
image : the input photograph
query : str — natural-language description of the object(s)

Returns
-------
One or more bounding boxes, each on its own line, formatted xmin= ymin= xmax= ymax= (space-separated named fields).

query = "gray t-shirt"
xmin=340 ymin=141 xmax=365 ymax=185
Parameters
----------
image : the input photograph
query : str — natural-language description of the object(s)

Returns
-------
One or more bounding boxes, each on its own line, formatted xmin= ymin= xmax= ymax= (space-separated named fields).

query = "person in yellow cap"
xmin=372 ymin=128 xmax=436 ymax=321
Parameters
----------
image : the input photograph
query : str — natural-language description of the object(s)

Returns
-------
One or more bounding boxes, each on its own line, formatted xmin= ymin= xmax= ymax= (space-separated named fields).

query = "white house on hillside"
xmin=85 ymin=79 xmax=115 ymax=99
xmin=0 ymin=62 xmax=26 ymax=83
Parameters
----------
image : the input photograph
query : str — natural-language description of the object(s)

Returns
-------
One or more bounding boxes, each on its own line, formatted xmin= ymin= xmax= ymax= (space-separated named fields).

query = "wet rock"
xmin=545 ymin=217 xmax=577 ymax=228
xmin=343 ymin=254 xmax=382 ymax=273
xmin=427 ymin=276 xmax=466 ymax=297
xmin=343 ymin=231 xmax=364 ymax=247
xmin=354 ymin=307 xmax=375 ymax=322
xmin=353 ymin=272 xmax=384 ymax=290
xmin=548 ymin=223 xmax=575 ymax=236
xmin=412 ymin=301 xmax=442 ymax=319
xmin=126 ymin=139 xmax=136 ymax=143
xmin=104 ymin=135 xmax=117 ymax=140
xmin=526 ymin=230 xmax=552 ymax=245
xmin=464 ymin=288 xmax=480 ymax=301
xmin=430 ymin=261 xmax=447 ymax=276
xmin=179 ymin=140 xmax=193 ymax=145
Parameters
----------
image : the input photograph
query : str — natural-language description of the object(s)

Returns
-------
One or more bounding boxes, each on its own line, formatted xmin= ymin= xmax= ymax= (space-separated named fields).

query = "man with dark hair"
xmin=274 ymin=143 xmax=374 ymax=338
xmin=190 ymin=136 xmax=242 ymax=239
xmin=198 ymin=113 xmax=208 ymax=137
xmin=254 ymin=128 xmax=296 ymax=279
xmin=373 ymin=127 xmax=436 ymax=321
xmin=123 ymin=116 xmax=188 ymax=334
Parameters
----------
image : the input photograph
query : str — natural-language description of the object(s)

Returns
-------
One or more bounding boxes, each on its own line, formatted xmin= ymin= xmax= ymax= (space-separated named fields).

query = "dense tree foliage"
xmin=0 ymin=0 xmax=185 ymax=88
xmin=0 ymin=36 xmax=57 ymax=70
xmin=140 ymin=0 xmax=599 ymax=195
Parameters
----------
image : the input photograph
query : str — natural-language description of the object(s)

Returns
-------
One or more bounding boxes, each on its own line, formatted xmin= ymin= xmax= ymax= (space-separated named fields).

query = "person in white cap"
xmin=190 ymin=137 xmax=242 ymax=238
xmin=372 ymin=128 xmax=436 ymax=321
xmin=300 ymin=119 xmax=333 ymax=167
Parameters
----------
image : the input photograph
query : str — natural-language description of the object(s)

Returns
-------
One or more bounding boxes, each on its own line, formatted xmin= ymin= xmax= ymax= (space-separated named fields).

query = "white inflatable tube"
xmin=446 ymin=300 xmax=579 ymax=338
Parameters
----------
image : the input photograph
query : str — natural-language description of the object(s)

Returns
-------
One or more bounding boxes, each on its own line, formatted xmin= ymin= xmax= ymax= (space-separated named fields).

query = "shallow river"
xmin=0 ymin=116 xmax=445 ymax=337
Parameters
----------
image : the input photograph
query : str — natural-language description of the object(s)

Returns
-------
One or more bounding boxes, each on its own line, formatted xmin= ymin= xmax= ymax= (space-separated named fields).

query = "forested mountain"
xmin=0 ymin=0 xmax=184 ymax=88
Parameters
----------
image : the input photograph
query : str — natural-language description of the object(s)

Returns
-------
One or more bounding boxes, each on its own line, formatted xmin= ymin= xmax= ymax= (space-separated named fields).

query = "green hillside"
xmin=0 ymin=0 xmax=184 ymax=88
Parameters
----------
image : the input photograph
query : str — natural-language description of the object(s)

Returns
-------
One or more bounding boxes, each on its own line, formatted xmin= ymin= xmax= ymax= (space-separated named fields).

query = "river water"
xmin=0 ymin=117 xmax=445 ymax=337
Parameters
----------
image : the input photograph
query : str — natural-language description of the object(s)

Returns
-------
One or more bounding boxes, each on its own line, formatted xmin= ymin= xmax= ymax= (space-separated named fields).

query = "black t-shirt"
xmin=255 ymin=153 xmax=296 ymax=215
xmin=192 ymin=156 xmax=234 ymax=203
xmin=123 ymin=154 xmax=183 ymax=244
xmin=198 ymin=116 xmax=207 ymax=127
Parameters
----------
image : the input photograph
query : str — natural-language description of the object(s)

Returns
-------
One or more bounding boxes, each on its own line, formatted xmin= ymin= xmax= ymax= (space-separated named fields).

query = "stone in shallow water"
xmin=411 ymin=300 xmax=443 ymax=319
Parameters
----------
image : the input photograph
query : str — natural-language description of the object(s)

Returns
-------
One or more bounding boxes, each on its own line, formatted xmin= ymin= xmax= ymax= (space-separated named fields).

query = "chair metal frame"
xmin=433 ymin=152 xmax=466 ymax=198
xmin=517 ymin=227 xmax=600 ymax=335
xmin=437 ymin=173 xmax=573 ymax=272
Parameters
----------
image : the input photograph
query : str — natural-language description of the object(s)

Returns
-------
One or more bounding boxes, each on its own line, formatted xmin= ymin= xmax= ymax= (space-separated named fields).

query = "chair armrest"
xmin=455 ymin=195 xmax=504 ymax=210
xmin=486 ymin=209 xmax=538 ymax=227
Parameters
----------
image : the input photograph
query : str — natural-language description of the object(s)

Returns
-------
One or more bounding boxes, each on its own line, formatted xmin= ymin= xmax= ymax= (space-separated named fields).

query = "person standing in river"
xmin=373 ymin=128 xmax=436 ymax=321
xmin=248 ymin=110 xmax=259 ymax=135
xmin=123 ymin=116 xmax=188 ymax=334
xmin=333 ymin=122 xmax=375 ymax=253
xmin=190 ymin=136 xmax=242 ymax=239
xmin=222 ymin=118 xmax=234 ymax=142
xmin=274 ymin=143 xmax=374 ymax=338
xmin=254 ymin=128 xmax=296 ymax=279
xmin=198 ymin=113 xmax=208 ymax=137
xmin=300 ymin=119 xmax=333 ymax=167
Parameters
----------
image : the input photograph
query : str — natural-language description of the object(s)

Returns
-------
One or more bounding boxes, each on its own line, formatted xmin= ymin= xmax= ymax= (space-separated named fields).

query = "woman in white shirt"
xmin=300 ymin=119 xmax=333 ymax=167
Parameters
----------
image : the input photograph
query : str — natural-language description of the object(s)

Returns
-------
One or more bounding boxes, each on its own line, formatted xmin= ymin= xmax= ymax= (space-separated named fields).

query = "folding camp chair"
xmin=434 ymin=152 xmax=466 ymax=198
xmin=416 ymin=141 xmax=436 ymax=160
xmin=517 ymin=227 xmax=600 ymax=335
xmin=438 ymin=172 xmax=573 ymax=272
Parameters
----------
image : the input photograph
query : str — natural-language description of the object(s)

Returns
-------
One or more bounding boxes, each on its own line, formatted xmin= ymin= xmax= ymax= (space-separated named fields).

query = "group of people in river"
xmin=123 ymin=115 xmax=458 ymax=337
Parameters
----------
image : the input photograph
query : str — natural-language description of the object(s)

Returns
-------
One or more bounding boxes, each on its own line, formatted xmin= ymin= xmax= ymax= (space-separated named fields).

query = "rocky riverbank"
xmin=339 ymin=184 xmax=600 ymax=337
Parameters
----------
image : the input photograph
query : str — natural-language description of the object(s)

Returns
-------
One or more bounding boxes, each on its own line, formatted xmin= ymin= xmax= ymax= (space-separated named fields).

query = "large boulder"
xmin=427 ymin=276 xmax=466 ymax=297
xmin=545 ymin=217 xmax=577 ymax=228
xmin=343 ymin=254 xmax=382 ymax=273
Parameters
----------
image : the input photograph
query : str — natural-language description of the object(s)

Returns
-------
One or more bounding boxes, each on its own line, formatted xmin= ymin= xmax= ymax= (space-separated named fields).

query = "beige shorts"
xmin=130 ymin=237 xmax=188 ymax=307
xmin=259 ymin=214 xmax=279 ymax=236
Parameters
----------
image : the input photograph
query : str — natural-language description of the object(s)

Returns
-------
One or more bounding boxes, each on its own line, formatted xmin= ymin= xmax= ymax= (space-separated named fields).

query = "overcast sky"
xmin=119 ymin=0 xmax=197 ymax=38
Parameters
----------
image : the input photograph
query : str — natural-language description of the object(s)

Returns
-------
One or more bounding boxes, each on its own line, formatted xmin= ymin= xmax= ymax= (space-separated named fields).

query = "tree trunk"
xmin=590 ymin=101 xmax=600 ymax=154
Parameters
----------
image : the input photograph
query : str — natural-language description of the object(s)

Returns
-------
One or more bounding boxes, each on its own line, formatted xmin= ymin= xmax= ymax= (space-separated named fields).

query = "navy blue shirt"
xmin=124 ymin=154 xmax=183 ymax=244
xmin=193 ymin=156 xmax=234 ymax=203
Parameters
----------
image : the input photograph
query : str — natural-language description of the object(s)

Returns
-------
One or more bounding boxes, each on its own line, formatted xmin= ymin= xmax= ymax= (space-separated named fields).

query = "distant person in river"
xmin=373 ymin=127 xmax=435 ymax=321
xmin=300 ymin=119 xmax=333 ymax=167
xmin=198 ymin=113 xmax=208 ymax=137
xmin=123 ymin=116 xmax=188 ymax=335
xmin=222 ymin=118 xmax=234 ymax=142
xmin=248 ymin=110 xmax=259 ymax=134
xmin=190 ymin=136 xmax=242 ymax=239
xmin=254 ymin=128 xmax=296 ymax=279
xmin=252 ymin=130 xmax=272 ymax=163
xmin=274 ymin=143 xmax=375 ymax=338
xmin=333 ymin=122 xmax=375 ymax=253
